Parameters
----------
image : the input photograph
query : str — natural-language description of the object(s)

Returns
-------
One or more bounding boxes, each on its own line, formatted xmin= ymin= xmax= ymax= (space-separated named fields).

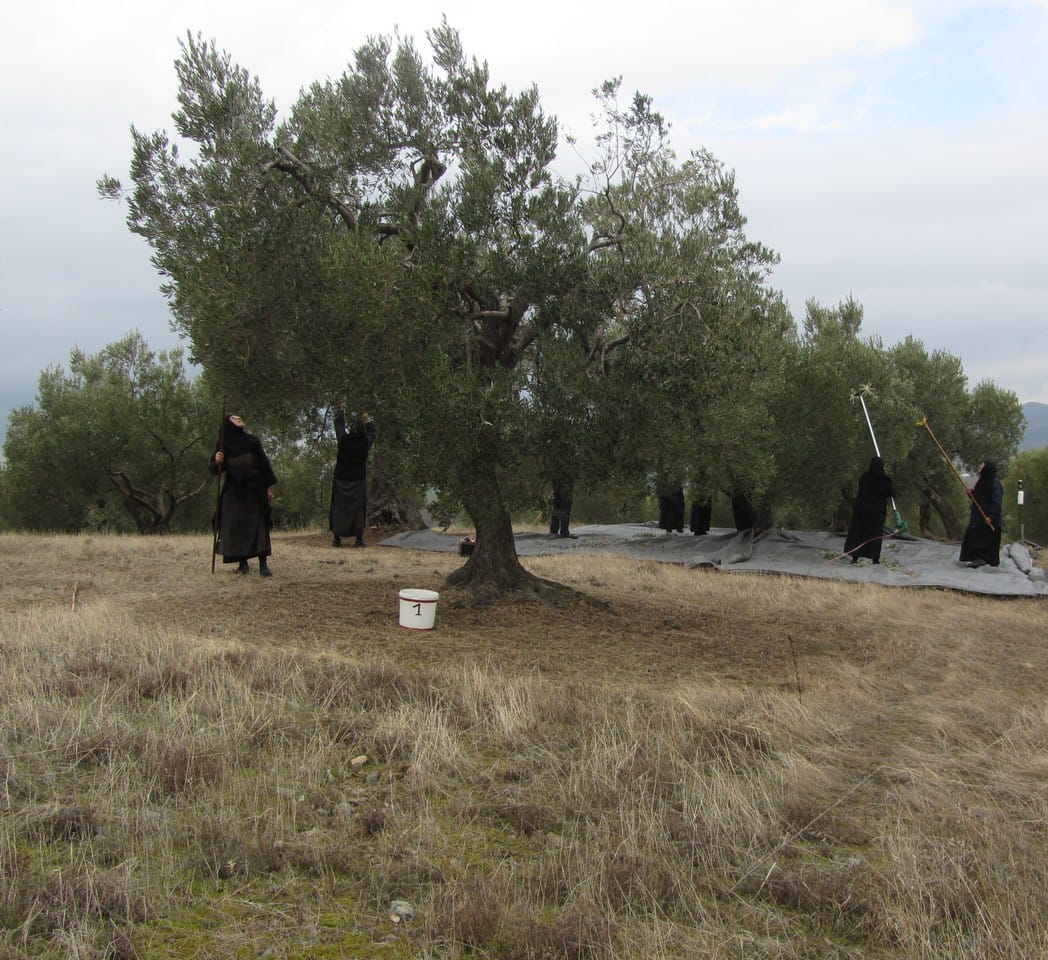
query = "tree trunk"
xmin=120 ymin=493 xmax=168 ymax=534
xmin=918 ymin=499 xmax=933 ymax=539
xmin=368 ymin=450 xmax=425 ymax=529
xmin=107 ymin=469 xmax=181 ymax=535
xmin=920 ymin=483 xmax=964 ymax=540
xmin=444 ymin=461 xmax=538 ymax=593
xmin=831 ymin=486 xmax=854 ymax=533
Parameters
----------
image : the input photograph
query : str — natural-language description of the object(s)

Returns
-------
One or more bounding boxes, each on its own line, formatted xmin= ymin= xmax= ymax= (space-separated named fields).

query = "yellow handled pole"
xmin=916 ymin=417 xmax=994 ymax=530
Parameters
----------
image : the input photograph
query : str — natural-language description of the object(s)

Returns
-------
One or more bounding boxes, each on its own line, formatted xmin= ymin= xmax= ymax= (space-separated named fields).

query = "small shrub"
xmin=26 ymin=867 xmax=149 ymax=935
xmin=24 ymin=804 xmax=102 ymax=843
xmin=143 ymin=739 xmax=226 ymax=798
xmin=354 ymin=805 xmax=387 ymax=838
xmin=430 ymin=876 xmax=506 ymax=949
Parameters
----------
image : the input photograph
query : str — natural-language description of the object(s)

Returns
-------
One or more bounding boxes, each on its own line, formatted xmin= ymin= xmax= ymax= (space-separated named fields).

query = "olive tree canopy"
xmin=101 ymin=24 xmax=789 ymax=591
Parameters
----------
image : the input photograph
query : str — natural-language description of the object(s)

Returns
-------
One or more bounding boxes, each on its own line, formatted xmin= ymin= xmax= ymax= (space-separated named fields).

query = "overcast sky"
xmin=2 ymin=0 xmax=1047 ymax=447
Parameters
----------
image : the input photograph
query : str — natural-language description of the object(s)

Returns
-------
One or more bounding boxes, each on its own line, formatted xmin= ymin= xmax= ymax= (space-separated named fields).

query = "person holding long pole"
xmin=329 ymin=403 xmax=375 ymax=548
xmin=958 ymin=460 xmax=1004 ymax=567
xmin=854 ymin=386 xmax=907 ymax=532
xmin=843 ymin=456 xmax=896 ymax=563
xmin=916 ymin=417 xmax=995 ymax=529
xmin=916 ymin=417 xmax=1003 ymax=567
xmin=210 ymin=413 xmax=278 ymax=576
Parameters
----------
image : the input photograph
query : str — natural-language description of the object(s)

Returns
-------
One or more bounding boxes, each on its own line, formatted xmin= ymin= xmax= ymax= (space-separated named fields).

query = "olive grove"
xmin=96 ymin=23 xmax=1024 ymax=587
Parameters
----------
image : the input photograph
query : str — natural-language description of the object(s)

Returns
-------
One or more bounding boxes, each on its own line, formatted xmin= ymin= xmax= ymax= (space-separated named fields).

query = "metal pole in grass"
xmin=1017 ymin=479 xmax=1025 ymax=544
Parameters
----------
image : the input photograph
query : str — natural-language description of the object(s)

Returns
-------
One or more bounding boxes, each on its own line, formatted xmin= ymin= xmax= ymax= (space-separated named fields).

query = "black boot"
xmin=259 ymin=559 xmax=273 ymax=577
xmin=332 ymin=535 xmax=342 ymax=547
xmin=353 ymin=537 xmax=366 ymax=548
xmin=236 ymin=560 xmax=249 ymax=575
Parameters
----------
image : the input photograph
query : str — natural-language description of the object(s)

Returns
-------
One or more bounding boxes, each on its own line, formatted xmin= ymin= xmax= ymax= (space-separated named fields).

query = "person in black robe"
xmin=549 ymin=474 xmax=577 ymax=539
xmin=658 ymin=484 xmax=685 ymax=533
xmin=731 ymin=492 xmax=756 ymax=532
xmin=843 ymin=456 xmax=894 ymax=563
xmin=210 ymin=414 xmax=278 ymax=576
xmin=330 ymin=409 xmax=376 ymax=547
xmin=959 ymin=460 xmax=1003 ymax=567
xmin=689 ymin=497 xmax=712 ymax=536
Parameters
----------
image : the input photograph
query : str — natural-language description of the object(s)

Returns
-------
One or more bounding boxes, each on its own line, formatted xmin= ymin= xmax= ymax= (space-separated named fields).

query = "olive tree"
xmin=1002 ymin=447 xmax=1048 ymax=546
xmin=768 ymin=297 xmax=891 ymax=529
xmin=875 ymin=336 xmax=1023 ymax=538
xmin=1 ymin=334 xmax=212 ymax=533
xmin=101 ymin=25 xmax=789 ymax=590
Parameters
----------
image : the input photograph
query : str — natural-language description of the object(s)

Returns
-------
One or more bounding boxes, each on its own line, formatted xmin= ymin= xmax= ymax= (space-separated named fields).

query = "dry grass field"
xmin=1 ymin=529 xmax=1047 ymax=959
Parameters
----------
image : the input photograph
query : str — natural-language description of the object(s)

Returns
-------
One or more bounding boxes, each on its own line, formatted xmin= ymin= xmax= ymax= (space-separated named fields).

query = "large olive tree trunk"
xmin=444 ymin=460 xmax=541 ymax=594
xmin=367 ymin=450 xmax=426 ymax=530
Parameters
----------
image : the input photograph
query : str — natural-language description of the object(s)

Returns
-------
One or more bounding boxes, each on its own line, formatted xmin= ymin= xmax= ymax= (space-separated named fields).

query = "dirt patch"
xmin=155 ymin=535 xmax=813 ymax=685
xmin=3 ymin=529 xmax=1043 ymax=698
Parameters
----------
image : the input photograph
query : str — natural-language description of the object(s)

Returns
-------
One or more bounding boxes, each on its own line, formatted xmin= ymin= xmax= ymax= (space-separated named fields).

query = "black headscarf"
xmin=975 ymin=459 xmax=997 ymax=482
xmin=217 ymin=415 xmax=254 ymax=459
xmin=972 ymin=460 xmax=998 ymax=502
xmin=858 ymin=456 xmax=894 ymax=500
xmin=211 ymin=415 xmax=278 ymax=491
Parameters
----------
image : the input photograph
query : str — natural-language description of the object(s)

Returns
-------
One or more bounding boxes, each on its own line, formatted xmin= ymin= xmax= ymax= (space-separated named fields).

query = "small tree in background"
xmin=1 ymin=334 xmax=212 ymax=533
xmin=1002 ymin=448 xmax=1048 ymax=547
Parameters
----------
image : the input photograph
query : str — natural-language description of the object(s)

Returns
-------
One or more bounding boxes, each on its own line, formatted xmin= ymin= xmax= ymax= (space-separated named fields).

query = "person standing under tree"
xmin=549 ymin=474 xmax=577 ymax=539
xmin=959 ymin=460 xmax=1004 ymax=567
xmin=211 ymin=414 xmax=278 ymax=576
xmin=689 ymin=495 xmax=712 ymax=536
xmin=843 ymin=456 xmax=895 ymax=563
xmin=330 ymin=406 xmax=376 ymax=547
xmin=658 ymin=483 xmax=686 ymax=533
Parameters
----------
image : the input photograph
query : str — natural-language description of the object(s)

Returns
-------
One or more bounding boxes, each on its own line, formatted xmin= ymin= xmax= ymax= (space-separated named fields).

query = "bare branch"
xmin=259 ymin=146 xmax=359 ymax=232
xmin=469 ymin=317 xmax=499 ymax=352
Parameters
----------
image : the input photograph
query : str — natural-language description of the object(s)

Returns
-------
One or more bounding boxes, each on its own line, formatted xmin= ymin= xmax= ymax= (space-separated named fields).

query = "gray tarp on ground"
xmin=380 ymin=523 xmax=1048 ymax=598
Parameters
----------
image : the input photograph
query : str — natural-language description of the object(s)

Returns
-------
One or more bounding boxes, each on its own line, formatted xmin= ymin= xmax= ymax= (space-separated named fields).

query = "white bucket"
xmin=398 ymin=588 xmax=439 ymax=630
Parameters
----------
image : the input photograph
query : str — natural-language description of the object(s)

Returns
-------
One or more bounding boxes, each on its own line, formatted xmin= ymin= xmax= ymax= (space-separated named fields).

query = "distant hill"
xmin=1021 ymin=402 xmax=1048 ymax=452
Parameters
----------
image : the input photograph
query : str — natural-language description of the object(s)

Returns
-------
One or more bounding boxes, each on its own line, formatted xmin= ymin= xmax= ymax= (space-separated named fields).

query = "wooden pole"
xmin=211 ymin=401 xmax=227 ymax=573
xmin=916 ymin=416 xmax=994 ymax=530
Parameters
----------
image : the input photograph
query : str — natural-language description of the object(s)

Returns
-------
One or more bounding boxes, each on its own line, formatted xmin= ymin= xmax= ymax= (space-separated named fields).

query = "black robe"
xmin=689 ymin=499 xmax=711 ymax=535
xmin=844 ymin=457 xmax=894 ymax=563
xmin=549 ymin=475 xmax=574 ymax=536
xmin=959 ymin=461 xmax=1003 ymax=566
xmin=731 ymin=493 xmax=757 ymax=532
xmin=658 ymin=485 xmax=685 ymax=532
xmin=210 ymin=418 xmax=278 ymax=562
xmin=329 ymin=414 xmax=376 ymax=538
